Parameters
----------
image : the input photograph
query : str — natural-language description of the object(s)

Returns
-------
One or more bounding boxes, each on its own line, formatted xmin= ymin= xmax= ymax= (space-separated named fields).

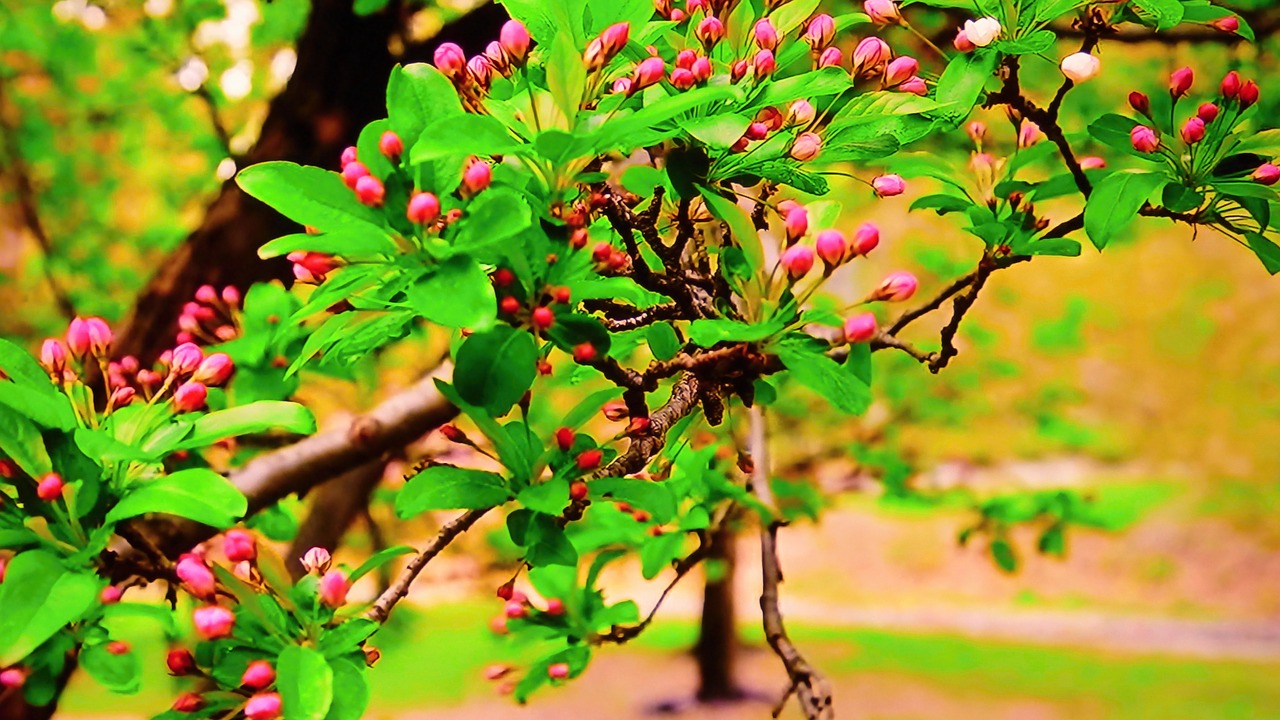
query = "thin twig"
xmin=365 ymin=507 xmax=490 ymax=623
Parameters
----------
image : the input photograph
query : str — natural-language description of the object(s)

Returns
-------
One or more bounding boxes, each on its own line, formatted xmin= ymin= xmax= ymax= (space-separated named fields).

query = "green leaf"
xmin=318 ymin=619 xmax=379 ymax=658
xmin=353 ymin=0 xmax=390 ymax=14
xmin=278 ymin=645 xmax=334 ymax=720
xmin=990 ymin=537 xmax=1018 ymax=573
xmin=454 ymin=326 xmax=538 ymax=416
xmin=0 ymin=339 xmax=58 ymax=394
xmin=105 ymin=469 xmax=247 ymax=528
xmin=747 ymin=67 xmax=850 ymax=110
xmin=994 ymin=30 xmax=1055 ymax=55
xmin=1130 ymin=0 xmax=1184 ymax=29
xmin=0 ymin=551 xmax=101 ymax=665
xmin=640 ymin=531 xmax=684 ymax=579
xmin=0 ymin=404 xmax=52 ymax=477
xmin=257 ymin=229 xmax=399 ymax=261
xmin=236 ymin=162 xmax=386 ymax=234
xmin=687 ymin=318 xmax=784 ymax=347
xmin=82 ymin=641 xmax=142 ymax=694
xmin=545 ymin=314 xmax=611 ymax=356
xmin=686 ymin=114 xmax=750 ymax=150
xmin=1087 ymin=114 xmax=1145 ymax=157
xmin=410 ymin=115 xmax=529 ymax=163
xmin=517 ymin=478 xmax=570 ymax=515
xmin=1083 ymin=170 xmax=1165 ymax=249
xmin=934 ymin=50 xmax=997 ymax=112
xmin=546 ymin=32 xmax=587 ymax=125
xmin=387 ymin=63 xmax=463 ymax=145
xmin=646 ymin=323 xmax=681 ymax=361
xmin=407 ymin=256 xmax=497 ymax=330
xmin=588 ymin=85 xmax=741 ymax=154
xmin=769 ymin=0 xmax=822 ymax=34
xmin=524 ymin=515 xmax=578 ymax=567
xmin=699 ymin=186 xmax=764 ymax=274
xmin=590 ymin=478 xmax=677 ymax=522
xmin=346 ymin=546 xmax=416 ymax=585
xmin=173 ymin=402 xmax=316 ymax=451
xmin=73 ymin=428 xmax=150 ymax=463
xmin=1245 ymin=232 xmax=1280 ymax=275
xmin=324 ymin=658 xmax=371 ymax=720
xmin=396 ymin=465 xmax=510 ymax=517
xmin=774 ymin=335 xmax=871 ymax=415
xmin=451 ymin=189 xmax=534 ymax=255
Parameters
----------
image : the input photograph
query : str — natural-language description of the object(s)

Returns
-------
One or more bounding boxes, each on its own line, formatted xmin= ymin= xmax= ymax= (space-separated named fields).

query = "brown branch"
xmin=870 ymin=330 xmax=935 ymax=365
xmin=0 ymin=75 xmax=76 ymax=320
xmin=589 ymin=372 xmax=704 ymax=480
xmin=365 ymin=507 xmax=490 ymax=623
xmin=191 ymin=85 xmax=233 ymax=157
xmin=928 ymin=260 xmax=993 ymax=373
xmin=749 ymin=406 xmax=832 ymax=720
xmin=595 ymin=535 xmax=710 ymax=644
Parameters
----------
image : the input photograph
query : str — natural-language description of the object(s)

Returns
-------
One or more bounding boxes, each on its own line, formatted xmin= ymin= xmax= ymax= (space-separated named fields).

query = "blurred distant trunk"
xmin=695 ymin=524 xmax=741 ymax=701
xmin=113 ymin=0 xmax=508 ymax=364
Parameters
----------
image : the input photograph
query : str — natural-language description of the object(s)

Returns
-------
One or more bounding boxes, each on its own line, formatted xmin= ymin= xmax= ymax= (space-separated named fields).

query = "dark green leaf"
xmin=396 ymin=465 xmax=510 ymax=517
xmin=82 ymin=641 xmax=141 ymax=694
xmin=407 ymin=256 xmax=498 ymax=330
xmin=1083 ymin=171 xmax=1164 ymax=249
xmin=454 ymin=326 xmax=538 ymax=416
xmin=1245 ymin=232 xmax=1280 ymax=275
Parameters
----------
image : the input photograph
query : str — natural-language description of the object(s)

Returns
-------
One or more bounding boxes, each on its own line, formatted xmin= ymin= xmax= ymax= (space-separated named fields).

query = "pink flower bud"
xmin=173 ymin=381 xmax=208 ymax=413
xmin=753 ymin=49 xmax=776 ymax=78
xmin=65 ymin=318 xmax=90 ymax=357
xmin=844 ymin=312 xmax=877 ymax=343
xmin=1181 ymin=116 xmax=1206 ymax=144
xmin=851 ymin=37 xmax=890 ymax=78
xmin=871 ymin=271 xmax=918 ymax=302
xmin=221 ymin=286 xmax=241 ymax=306
xmin=1211 ymin=16 xmax=1239 ymax=33
xmin=378 ymin=131 xmax=403 ymax=161
xmin=340 ymin=161 xmax=369 ymax=190
xmin=100 ymin=585 xmax=123 ymax=604
xmin=1252 ymin=163 xmax=1280 ymax=185
xmin=789 ymin=132 xmax=822 ymax=161
xmin=899 ymin=76 xmax=927 ymax=95
xmin=301 ymin=547 xmax=331 ymax=574
xmin=1130 ymin=125 xmax=1160 ymax=153
xmin=0 ymin=556 xmax=7 ymax=581
xmin=177 ymin=553 xmax=217 ymax=600
xmin=40 ymin=339 xmax=67 ymax=375
xmin=195 ymin=284 xmax=218 ymax=304
xmin=962 ymin=17 xmax=1002 ymax=46
xmin=1018 ymin=121 xmax=1041 ymax=148
xmin=669 ymin=8 xmax=684 ymax=21
xmin=696 ymin=16 xmax=724 ymax=48
xmin=548 ymin=662 xmax=570 ymax=680
xmin=462 ymin=159 xmax=492 ymax=196
xmin=611 ymin=77 xmax=633 ymax=94
xmin=1169 ymin=66 xmax=1193 ymax=98
xmin=1197 ymin=102 xmax=1219 ymax=122
xmin=215 ymin=325 xmax=237 ymax=341
xmin=633 ymin=56 xmax=666 ymax=91
xmin=244 ymin=692 xmax=282 ymax=720
xmin=340 ymin=146 xmax=357 ymax=168
xmin=731 ymin=59 xmax=748 ymax=83
xmin=1129 ymin=91 xmax=1151 ymax=116
xmin=600 ymin=22 xmax=631 ymax=57
xmin=780 ymin=244 xmax=815 ymax=280
xmin=137 ymin=369 xmax=162 ymax=389
xmin=1240 ymin=80 xmax=1259 ymax=108
xmin=953 ymin=29 xmax=975 ymax=52
xmin=170 ymin=342 xmax=204 ymax=375
xmin=0 ymin=668 xmax=26 ymax=689
xmin=864 ymin=0 xmax=900 ymax=25
xmin=37 ymin=472 xmax=65 ymax=501
xmin=584 ymin=38 xmax=608 ymax=71
xmin=223 ymin=529 xmax=257 ymax=563
xmin=691 ymin=56 xmax=712 ymax=82
xmin=753 ymin=19 xmax=779 ymax=51
xmin=671 ymin=67 xmax=695 ymax=89
xmin=1079 ymin=156 xmax=1106 ymax=170
xmin=468 ymin=56 xmax=493 ymax=88
xmin=434 ymin=42 xmax=467 ymax=79
xmin=319 ymin=570 xmax=349 ymax=608
xmin=1059 ymin=52 xmax=1100 ymax=84
xmin=815 ymin=230 xmax=847 ymax=267
xmin=784 ymin=206 xmax=809 ymax=242
xmin=545 ymin=598 xmax=565 ymax=616
xmin=499 ymin=20 xmax=531 ymax=64
xmin=852 ymin=222 xmax=880 ymax=255
xmin=745 ymin=122 xmax=769 ymax=141
xmin=675 ymin=49 xmax=696 ymax=70
xmin=504 ymin=599 xmax=528 ymax=619
xmin=192 ymin=605 xmax=235 ymax=639
xmin=817 ymin=46 xmax=843 ymax=69
xmin=805 ymin=14 xmax=835 ymax=49
xmin=354 ymin=175 xmax=385 ymax=207
xmin=241 ymin=660 xmax=275 ymax=690
xmin=786 ymin=100 xmax=815 ymax=127
xmin=1221 ymin=70 xmax=1241 ymax=99
xmin=884 ymin=56 xmax=918 ymax=87
xmin=166 ymin=648 xmax=196 ymax=676
xmin=407 ymin=191 xmax=441 ymax=224
xmin=193 ymin=353 xmax=233 ymax=386
xmin=172 ymin=692 xmax=204 ymax=713
xmin=106 ymin=641 xmax=130 ymax=656
xmin=81 ymin=317 xmax=111 ymax=356
xmin=872 ymin=174 xmax=906 ymax=197
xmin=109 ymin=386 xmax=136 ymax=407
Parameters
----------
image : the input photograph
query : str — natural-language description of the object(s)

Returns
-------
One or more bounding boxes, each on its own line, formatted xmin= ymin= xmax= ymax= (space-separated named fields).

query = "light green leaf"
xmin=172 ymin=402 xmax=316 ymax=451
xmin=699 ymin=186 xmax=764 ymax=274
xmin=410 ymin=114 xmax=530 ymax=163
xmin=387 ymin=63 xmax=463 ymax=145
xmin=106 ymin=469 xmax=247 ymax=528
xmin=0 ymin=552 xmax=101 ymax=665
xmin=0 ymin=404 xmax=52 ymax=477
xmin=278 ymin=645 xmax=334 ymax=720
xmin=407 ymin=256 xmax=497 ymax=330
xmin=236 ymin=162 xmax=386 ymax=234
xmin=82 ymin=641 xmax=142 ymax=694
xmin=396 ymin=465 xmax=511 ymax=517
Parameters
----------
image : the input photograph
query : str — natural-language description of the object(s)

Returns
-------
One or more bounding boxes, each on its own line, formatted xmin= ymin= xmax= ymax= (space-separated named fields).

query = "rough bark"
xmin=695 ymin=523 xmax=741 ymax=702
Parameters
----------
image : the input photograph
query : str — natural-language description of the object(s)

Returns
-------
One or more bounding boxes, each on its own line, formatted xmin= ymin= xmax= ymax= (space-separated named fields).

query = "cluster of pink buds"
xmin=669 ymin=49 xmax=712 ymax=90
xmin=1128 ymin=68 xmax=1263 ymax=158
xmin=178 ymin=284 xmax=241 ymax=345
xmin=339 ymin=143 xmax=387 ymax=208
xmin=776 ymin=201 xmax=883 ymax=281
xmin=586 ymin=22 xmax=631 ymax=72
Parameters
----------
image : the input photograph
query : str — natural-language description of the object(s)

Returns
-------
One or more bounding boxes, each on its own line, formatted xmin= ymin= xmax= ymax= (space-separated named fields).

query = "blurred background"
xmin=2 ymin=0 xmax=1280 ymax=718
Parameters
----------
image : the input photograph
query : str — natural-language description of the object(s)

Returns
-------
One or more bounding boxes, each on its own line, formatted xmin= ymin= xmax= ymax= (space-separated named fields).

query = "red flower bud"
xmin=1252 ymin=163 xmax=1280 ymax=185
xmin=173 ymin=381 xmax=208 ymax=413
xmin=493 ymin=268 xmax=516 ymax=287
xmin=462 ymin=159 xmax=492 ymax=196
xmin=434 ymin=42 xmax=467 ymax=79
xmin=547 ymin=662 xmax=570 ymax=680
xmin=569 ymin=481 xmax=588 ymax=501
xmin=555 ymin=427 xmax=575 ymax=451
xmin=572 ymin=343 xmax=597 ymax=363
xmin=319 ymin=570 xmax=350 ymax=608
xmin=172 ymin=692 xmax=204 ymax=713
xmin=884 ymin=56 xmax=918 ymax=87
xmin=245 ymin=692 xmax=283 ymax=720
xmin=241 ymin=660 xmax=276 ymax=690
xmin=193 ymin=352 xmax=234 ymax=386
xmin=784 ymin=206 xmax=808 ymax=243
xmin=852 ymin=223 xmax=881 ymax=255
xmin=500 ymin=296 xmax=520 ymax=314
xmin=752 ymin=49 xmax=776 ymax=78
xmin=696 ymin=16 xmax=724 ymax=49
xmin=1221 ymin=70 xmax=1241 ymax=99
xmin=1128 ymin=91 xmax=1151 ymax=116
xmin=499 ymin=20 xmax=531 ymax=64
xmin=107 ymin=641 xmax=131 ymax=656
xmin=576 ymin=448 xmax=603 ymax=471
xmin=354 ymin=175 xmax=385 ymax=207
xmin=166 ymin=648 xmax=197 ymax=676
xmin=1197 ymin=102 xmax=1219 ymax=122
xmin=1130 ymin=125 xmax=1160 ymax=153
xmin=545 ymin=598 xmax=565 ymax=616
xmin=378 ymin=131 xmax=403 ymax=161
xmin=844 ymin=312 xmax=877 ymax=343
xmin=780 ymin=244 xmax=815 ymax=280
xmin=407 ymin=192 xmax=441 ymax=224
xmin=1240 ymin=80 xmax=1259 ymax=108
xmin=223 ymin=529 xmax=257 ymax=563
xmin=341 ymin=161 xmax=369 ymax=189
xmin=632 ymin=56 xmax=665 ymax=92
xmin=1181 ymin=116 xmax=1206 ymax=144
xmin=340 ymin=146 xmax=357 ymax=168
xmin=815 ymin=230 xmax=848 ymax=268
xmin=100 ymin=585 xmax=123 ymax=604
xmin=1169 ymin=66 xmax=1194 ymax=98
xmin=531 ymin=306 xmax=554 ymax=330
xmin=37 ymin=472 xmax=64 ymax=501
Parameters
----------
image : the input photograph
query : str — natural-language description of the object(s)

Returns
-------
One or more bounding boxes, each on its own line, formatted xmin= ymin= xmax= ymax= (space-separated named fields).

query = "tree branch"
xmin=365 ymin=507 xmax=490 ymax=623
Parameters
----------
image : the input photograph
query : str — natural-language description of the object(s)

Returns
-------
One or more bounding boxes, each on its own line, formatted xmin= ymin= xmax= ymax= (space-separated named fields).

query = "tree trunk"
xmin=695 ymin=523 xmax=740 ymax=701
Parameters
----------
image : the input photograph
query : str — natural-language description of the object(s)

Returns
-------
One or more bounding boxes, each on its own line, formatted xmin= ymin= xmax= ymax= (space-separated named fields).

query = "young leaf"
xmin=773 ymin=335 xmax=871 ymax=415
xmin=236 ymin=162 xmax=386 ymax=234
xmin=395 ymin=465 xmax=511 ymax=518
xmin=172 ymin=402 xmax=316 ymax=451
xmin=278 ymin=645 xmax=334 ymax=720
xmin=699 ymin=187 xmax=764 ymax=274
xmin=1083 ymin=170 xmax=1164 ymax=249
xmin=387 ymin=63 xmax=463 ymax=144
xmin=105 ymin=469 xmax=247 ymax=528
